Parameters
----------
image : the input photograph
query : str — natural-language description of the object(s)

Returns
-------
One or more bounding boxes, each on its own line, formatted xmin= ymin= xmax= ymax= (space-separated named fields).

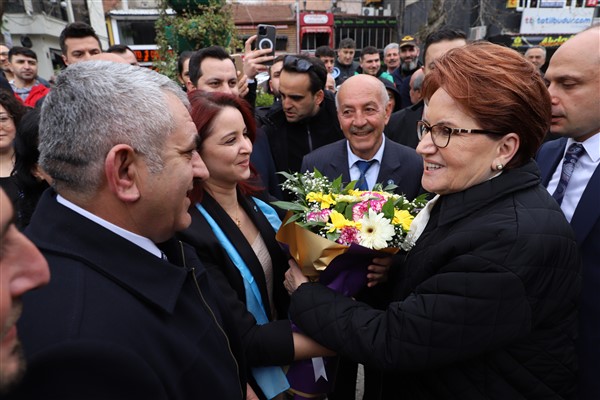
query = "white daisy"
xmin=359 ymin=209 xmax=395 ymax=250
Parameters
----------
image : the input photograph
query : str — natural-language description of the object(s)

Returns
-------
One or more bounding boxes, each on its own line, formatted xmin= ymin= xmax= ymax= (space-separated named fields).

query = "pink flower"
xmin=369 ymin=199 xmax=386 ymax=213
xmin=337 ymin=226 xmax=360 ymax=245
xmin=307 ymin=209 xmax=332 ymax=223
xmin=352 ymin=201 xmax=370 ymax=221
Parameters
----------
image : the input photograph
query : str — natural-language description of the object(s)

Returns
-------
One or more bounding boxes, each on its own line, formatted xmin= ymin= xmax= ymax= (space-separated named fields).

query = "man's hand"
xmin=246 ymin=383 xmax=259 ymax=400
xmin=284 ymin=258 xmax=308 ymax=295
xmin=366 ymin=256 xmax=393 ymax=288
xmin=237 ymin=71 xmax=249 ymax=98
xmin=243 ymin=35 xmax=274 ymax=79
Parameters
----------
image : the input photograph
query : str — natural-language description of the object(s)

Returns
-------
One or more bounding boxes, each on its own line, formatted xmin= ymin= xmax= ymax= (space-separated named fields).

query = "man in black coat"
xmin=261 ymin=55 xmax=343 ymax=194
xmin=9 ymin=61 xmax=248 ymax=400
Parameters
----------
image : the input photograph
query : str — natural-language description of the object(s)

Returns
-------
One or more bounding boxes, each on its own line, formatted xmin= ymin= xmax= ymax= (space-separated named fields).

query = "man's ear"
xmin=314 ymin=89 xmax=325 ymax=106
xmin=105 ymin=144 xmax=142 ymax=203
xmin=186 ymin=79 xmax=197 ymax=93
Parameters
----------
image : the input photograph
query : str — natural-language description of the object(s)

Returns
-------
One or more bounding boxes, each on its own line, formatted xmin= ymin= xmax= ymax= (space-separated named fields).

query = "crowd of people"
xmin=0 ymin=19 xmax=598 ymax=400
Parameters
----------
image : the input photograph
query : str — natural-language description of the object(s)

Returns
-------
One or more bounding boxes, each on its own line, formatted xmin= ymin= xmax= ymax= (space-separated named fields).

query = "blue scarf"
xmin=196 ymin=198 xmax=289 ymax=399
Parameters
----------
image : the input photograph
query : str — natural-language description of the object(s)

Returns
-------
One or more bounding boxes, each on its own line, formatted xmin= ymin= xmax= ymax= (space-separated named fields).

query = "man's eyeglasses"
xmin=416 ymin=120 xmax=504 ymax=148
xmin=283 ymin=55 xmax=313 ymax=72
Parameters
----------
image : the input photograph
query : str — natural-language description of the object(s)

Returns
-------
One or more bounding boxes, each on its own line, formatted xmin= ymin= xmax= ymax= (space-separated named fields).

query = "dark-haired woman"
xmin=0 ymin=89 xmax=28 ymax=205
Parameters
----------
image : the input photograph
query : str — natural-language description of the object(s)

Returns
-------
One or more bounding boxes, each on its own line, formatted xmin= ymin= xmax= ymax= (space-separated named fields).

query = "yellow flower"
xmin=393 ymin=209 xmax=414 ymax=231
xmin=327 ymin=210 xmax=361 ymax=232
xmin=306 ymin=192 xmax=336 ymax=209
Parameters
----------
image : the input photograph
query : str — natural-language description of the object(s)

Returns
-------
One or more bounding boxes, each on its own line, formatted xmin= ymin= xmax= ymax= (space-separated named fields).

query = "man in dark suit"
xmin=9 ymin=61 xmax=249 ymax=399
xmin=302 ymin=74 xmax=422 ymax=198
xmin=301 ymin=74 xmax=423 ymax=400
xmin=536 ymin=24 xmax=600 ymax=400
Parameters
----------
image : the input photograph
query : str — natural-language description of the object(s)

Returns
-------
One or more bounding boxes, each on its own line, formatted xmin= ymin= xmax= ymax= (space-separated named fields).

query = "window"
xmin=116 ymin=19 xmax=157 ymax=46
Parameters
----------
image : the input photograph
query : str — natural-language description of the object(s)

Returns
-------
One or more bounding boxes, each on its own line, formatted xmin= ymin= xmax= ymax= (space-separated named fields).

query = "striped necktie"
xmin=552 ymin=143 xmax=585 ymax=206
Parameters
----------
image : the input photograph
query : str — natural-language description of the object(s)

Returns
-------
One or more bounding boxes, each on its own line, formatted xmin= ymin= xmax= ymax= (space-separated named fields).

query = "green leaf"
xmin=270 ymin=201 xmax=307 ymax=212
xmin=382 ymin=199 xmax=395 ymax=219
xmin=283 ymin=213 xmax=303 ymax=225
xmin=332 ymin=175 xmax=343 ymax=193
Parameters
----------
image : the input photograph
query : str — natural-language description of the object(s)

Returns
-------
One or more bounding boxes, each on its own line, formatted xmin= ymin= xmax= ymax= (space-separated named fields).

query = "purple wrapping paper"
xmin=287 ymin=244 xmax=395 ymax=398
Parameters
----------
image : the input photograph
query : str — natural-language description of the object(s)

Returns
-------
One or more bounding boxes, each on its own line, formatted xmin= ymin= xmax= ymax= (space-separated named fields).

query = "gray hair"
xmin=335 ymin=76 xmax=389 ymax=110
xmin=525 ymin=45 xmax=546 ymax=57
xmin=40 ymin=61 xmax=187 ymax=196
xmin=412 ymin=72 xmax=425 ymax=91
xmin=384 ymin=42 xmax=400 ymax=56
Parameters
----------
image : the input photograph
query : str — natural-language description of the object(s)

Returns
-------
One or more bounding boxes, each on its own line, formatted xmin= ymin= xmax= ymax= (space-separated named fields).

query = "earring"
xmin=496 ymin=164 xmax=503 ymax=171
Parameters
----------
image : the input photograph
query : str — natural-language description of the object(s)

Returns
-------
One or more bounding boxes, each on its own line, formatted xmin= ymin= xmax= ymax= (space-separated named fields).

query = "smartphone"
xmin=231 ymin=54 xmax=244 ymax=73
xmin=256 ymin=24 xmax=276 ymax=65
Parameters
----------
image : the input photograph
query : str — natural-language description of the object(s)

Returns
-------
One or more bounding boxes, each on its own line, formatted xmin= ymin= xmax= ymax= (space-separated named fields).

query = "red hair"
xmin=422 ymin=42 xmax=551 ymax=170
xmin=188 ymin=91 xmax=262 ymax=202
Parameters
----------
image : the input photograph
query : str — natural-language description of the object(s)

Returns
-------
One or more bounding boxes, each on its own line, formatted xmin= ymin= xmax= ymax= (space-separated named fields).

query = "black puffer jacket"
xmin=289 ymin=161 xmax=580 ymax=399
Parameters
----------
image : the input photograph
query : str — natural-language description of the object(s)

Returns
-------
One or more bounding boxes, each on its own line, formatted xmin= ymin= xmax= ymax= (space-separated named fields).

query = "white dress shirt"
xmin=347 ymin=138 xmax=386 ymax=190
xmin=546 ymin=132 xmax=600 ymax=222
xmin=57 ymin=195 xmax=163 ymax=258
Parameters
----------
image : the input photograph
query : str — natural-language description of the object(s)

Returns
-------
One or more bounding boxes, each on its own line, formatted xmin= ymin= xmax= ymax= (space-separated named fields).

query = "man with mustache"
xmin=0 ymin=188 xmax=49 ymax=395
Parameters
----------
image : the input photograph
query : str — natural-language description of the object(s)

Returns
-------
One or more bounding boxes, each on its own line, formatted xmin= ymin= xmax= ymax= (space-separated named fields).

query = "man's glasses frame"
xmin=416 ymin=120 xmax=505 ymax=148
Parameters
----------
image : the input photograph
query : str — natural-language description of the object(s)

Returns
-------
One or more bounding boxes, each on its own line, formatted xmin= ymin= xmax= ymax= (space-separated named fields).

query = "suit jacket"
xmin=301 ymin=137 xmax=424 ymax=200
xmin=385 ymin=100 xmax=424 ymax=149
xmin=537 ymin=137 xmax=600 ymax=400
xmin=178 ymin=191 xmax=294 ymax=368
xmin=10 ymin=190 xmax=246 ymax=400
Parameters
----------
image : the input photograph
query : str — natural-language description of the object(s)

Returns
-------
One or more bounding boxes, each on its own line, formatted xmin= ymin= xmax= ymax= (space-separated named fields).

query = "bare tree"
xmin=416 ymin=0 xmax=447 ymax=41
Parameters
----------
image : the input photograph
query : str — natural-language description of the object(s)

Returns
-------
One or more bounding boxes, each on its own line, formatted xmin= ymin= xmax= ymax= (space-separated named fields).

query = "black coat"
xmin=10 ymin=190 xmax=247 ymax=400
xmin=179 ymin=192 xmax=294 ymax=366
xmin=289 ymin=161 xmax=580 ymax=399
xmin=385 ymin=100 xmax=424 ymax=149
xmin=178 ymin=191 xmax=294 ymax=399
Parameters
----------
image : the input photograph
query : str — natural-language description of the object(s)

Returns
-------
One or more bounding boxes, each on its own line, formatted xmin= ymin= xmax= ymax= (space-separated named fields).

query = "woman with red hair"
xmin=179 ymin=91 xmax=331 ymax=400
xmin=285 ymin=42 xmax=580 ymax=399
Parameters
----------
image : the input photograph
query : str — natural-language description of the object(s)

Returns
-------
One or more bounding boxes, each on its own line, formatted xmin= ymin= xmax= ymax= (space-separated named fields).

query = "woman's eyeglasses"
xmin=416 ymin=120 xmax=504 ymax=148
xmin=283 ymin=55 xmax=314 ymax=72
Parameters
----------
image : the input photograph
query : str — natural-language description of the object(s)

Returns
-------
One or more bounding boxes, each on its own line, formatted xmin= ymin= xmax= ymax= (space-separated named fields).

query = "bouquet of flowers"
xmin=273 ymin=169 xmax=427 ymax=399
xmin=274 ymin=169 xmax=427 ymax=282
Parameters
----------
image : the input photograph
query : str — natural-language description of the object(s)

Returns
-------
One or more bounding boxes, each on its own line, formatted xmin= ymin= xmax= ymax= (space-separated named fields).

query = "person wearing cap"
xmin=391 ymin=35 xmax=423 ymax=109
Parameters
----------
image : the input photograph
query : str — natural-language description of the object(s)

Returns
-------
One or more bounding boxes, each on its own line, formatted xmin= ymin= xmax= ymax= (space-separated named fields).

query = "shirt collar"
xmin=347 ymin=136 xmax=386 ymax=167
xmin=56 ymin=194 xmax=163 ymax=259
xmin=566 ymin=132 xmax=600 ymax=163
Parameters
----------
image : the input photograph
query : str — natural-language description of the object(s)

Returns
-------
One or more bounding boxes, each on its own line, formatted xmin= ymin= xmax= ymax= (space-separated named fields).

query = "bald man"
xmin=536 ymin=25 xmax=600 ymax=400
